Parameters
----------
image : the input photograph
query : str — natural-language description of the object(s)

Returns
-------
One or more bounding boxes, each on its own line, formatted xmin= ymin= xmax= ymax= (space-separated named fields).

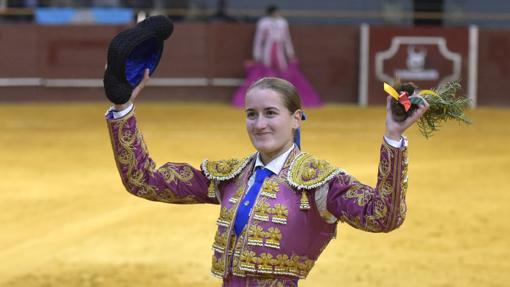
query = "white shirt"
xmin=246 ymin=144 xmax=296 ymax=190
xmin=105 ymin=103 xmax=134 ymax=119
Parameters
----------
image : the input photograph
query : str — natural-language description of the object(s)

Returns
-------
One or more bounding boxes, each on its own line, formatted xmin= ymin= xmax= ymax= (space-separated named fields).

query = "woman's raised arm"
xmin=106 ymin=69 xmax=218 ymax=205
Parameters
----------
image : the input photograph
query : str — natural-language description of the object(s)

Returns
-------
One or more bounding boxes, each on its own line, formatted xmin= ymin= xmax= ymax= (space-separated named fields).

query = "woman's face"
xmin=245 ymin=87 xmax=301 ymax=162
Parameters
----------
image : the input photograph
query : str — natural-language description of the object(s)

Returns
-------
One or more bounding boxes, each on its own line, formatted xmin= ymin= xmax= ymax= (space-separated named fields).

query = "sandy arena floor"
xmin=0 ymin=102 xmax=509 ymax=287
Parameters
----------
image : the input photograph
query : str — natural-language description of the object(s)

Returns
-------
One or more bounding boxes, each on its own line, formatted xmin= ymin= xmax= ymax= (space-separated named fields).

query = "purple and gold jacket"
xmin=107 ymin=110 xmax=408 ymax=283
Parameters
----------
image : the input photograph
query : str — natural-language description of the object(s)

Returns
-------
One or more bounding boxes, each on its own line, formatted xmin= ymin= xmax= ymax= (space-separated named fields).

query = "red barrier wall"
xmin=478 ymin=29 xmax=510 ymax=106
xmin=0 ymin=23 xmax=508 ymax=106
xmin=0 ymin=23 xmax=358 ymax=103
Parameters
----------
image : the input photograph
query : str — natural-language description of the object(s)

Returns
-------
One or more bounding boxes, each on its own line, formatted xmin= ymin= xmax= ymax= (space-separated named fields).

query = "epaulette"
xmin=202 ymin=156 xmax=253 ymax=199
xmin=287 ymin=153 xmax=344 ymax=191
xmin=201 ymin=156 xmax=253 ymax=182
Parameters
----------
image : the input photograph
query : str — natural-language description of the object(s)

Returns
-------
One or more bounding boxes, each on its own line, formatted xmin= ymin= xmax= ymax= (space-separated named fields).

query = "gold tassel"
xmin=208 ymin=181 xmax=216 ymax=198
xmin=300 ymin=191 xmax=310 ymax=210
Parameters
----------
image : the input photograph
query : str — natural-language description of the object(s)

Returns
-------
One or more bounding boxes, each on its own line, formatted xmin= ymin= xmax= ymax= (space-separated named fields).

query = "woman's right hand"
xmin=114 ymin=68 xmax=150 ymax=110
xmin=384 ymin=95 xmax=429 ymax=141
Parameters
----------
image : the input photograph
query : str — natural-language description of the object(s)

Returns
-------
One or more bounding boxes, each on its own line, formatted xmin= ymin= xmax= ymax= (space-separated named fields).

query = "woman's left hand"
xmin=384 ymin=95 xmax=430 ymax=140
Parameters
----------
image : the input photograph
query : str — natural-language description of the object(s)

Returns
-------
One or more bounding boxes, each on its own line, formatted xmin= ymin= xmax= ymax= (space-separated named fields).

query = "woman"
xmin=106 ymin=70 xmax=429 ymax=286
xmin=232 ymin=5 xmax=322 ymax=108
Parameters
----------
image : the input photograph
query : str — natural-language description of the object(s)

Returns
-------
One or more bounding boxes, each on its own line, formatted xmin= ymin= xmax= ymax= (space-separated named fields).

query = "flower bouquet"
xmin=384 ymin=81 xmax=472 ymax=138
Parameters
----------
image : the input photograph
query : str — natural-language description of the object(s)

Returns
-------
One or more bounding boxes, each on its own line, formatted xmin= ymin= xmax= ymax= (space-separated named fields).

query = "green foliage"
xmin=418 ymin=81 xmax=472 ymax=138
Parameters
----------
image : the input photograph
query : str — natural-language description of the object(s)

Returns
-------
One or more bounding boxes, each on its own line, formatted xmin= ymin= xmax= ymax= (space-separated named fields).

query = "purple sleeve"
xmin=326 ymin=141 xmax=408 ymax=232
xmin=106 ymin=110 xmax=218 ymax=205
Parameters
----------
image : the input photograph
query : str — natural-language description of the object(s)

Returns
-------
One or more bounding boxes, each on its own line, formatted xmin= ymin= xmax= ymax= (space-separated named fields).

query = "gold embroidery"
xmin=258 ymin=253 xmax=274 ymax=273
xmin=240 ymin=250 xmax=257 ymax=272
xmin=150 ymin=188 xmax=197 ymax=204
xmin=128 ymin=168 xmax=145 ymax=186
xmin=362 ymin=145 xmax=393 ymax=231
xmin=387 ymin=144 xmax=407 ymax=230
xmin=232 ymin=254 xmax=245 ymax=277
xmin=110 ymin=115 xmax=198 ymax=204
xmin=159 ymin=163 xmax=194 ymax=186
xmin=211 ymin=254 xmax=225 ymax=277
xmin=273 ymin=254 xmax=289 ymax=274
xmin=400 ymin=200 xmax=407 ymax=220
xmin=265 ymin=227 xmax=282 ymax=249
xmin=300 ymin=191 xmax=310 ymax=210
xmin=216 ymin=207 xmax=235 ymax=227
xmin=232 ymin=232 xmax=247 ymax=277
xmin=260 ymin=179 xmax=280 ymax=198
xmin=282 ymin=147 xmax=300 ymax=170
xmin=270 ymin=204 xmax=288 ymax=225
xmin=117 ymin=147 xmax=132 ymax=164
xmin=339 ymin=211 xmax=363 ymax=231
xmin=207 ymin=181 xmax=216 ymax=198
xmin=229 ymin=185 xmax=245 ymax=204
xmin=254 ymin=201 xmax=271 ymax=222
xmin=379 ymin=180 xmax=393 ymax=196
xmin=254 ymin=278 xmax=295 ymax=287
xmin=343 ymin=185 xmax=372 ymax=207
xmin=226 ymin=232 xmax=237 ymax=257
xmin=212 ymin=171 xmax=252 ymax=278
xmin=374 ymin=199 xmax=388 ymax=219
xmin=202 ymin=157 xmax=251 ymax=181
xmin=119 ymin=128 xmax=135 ymax=145
xmin=302 ymin=167 xmax=317 ymax=181
xmin=213 ymin=229 xmax=228 ymax=253
xmin=247 ymin=224 xmax=265 ymax=246
xmin=237 ymin=250 xmax=315 ymax=279
xmin=379 ymin=151 xmax=391 ymax=177
xmin=399 ymin=154 xmax=409 ymax=222
xmin=287 ymin=256 xmax=300 ymax=276
xmin=246 ymin=223 xmax=282 ymax=250
xmin=135 ymin=184 xmax=155 ymax=197
xmin=298 ymin=259 xmax=315 ymax=277
xmin=339 ymin=143 xmax=409 ymax=232
xmin=287 ymin=153 xmax=342 ymax=190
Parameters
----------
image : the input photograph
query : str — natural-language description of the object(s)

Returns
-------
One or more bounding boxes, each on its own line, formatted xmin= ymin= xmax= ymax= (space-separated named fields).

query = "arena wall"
xmin=0 ymin=23 xmax=508 ymax=106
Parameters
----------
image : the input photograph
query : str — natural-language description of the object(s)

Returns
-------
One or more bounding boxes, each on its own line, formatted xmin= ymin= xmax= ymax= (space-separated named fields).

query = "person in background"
xmin=232 ymin=5 xmax=322 ymax=108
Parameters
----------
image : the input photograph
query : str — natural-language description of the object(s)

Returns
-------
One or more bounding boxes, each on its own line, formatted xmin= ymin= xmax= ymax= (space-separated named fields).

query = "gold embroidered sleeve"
xmin=107 ymin=109 xmax=218 ymax=204
xmin=326 ymin=140 xmax=408 ymax=232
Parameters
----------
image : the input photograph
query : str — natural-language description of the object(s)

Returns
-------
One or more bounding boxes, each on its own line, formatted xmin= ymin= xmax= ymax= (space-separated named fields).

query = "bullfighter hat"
xmin=104 ymin=15 xmax=173 ymax=104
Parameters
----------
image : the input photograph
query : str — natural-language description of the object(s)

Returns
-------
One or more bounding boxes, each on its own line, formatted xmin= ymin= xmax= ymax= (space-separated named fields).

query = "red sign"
xmin=363 ymin=27 xmax=470 ymax=105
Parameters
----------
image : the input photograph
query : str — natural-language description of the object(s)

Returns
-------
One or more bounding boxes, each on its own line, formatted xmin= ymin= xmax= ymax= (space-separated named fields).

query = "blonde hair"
xmin=247 ymin=77 xmax=302 ymax=114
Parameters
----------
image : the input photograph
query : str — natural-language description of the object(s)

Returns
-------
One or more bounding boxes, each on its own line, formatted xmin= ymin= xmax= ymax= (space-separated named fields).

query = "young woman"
xmin=106 ymin=70 xmax=429 ymax=286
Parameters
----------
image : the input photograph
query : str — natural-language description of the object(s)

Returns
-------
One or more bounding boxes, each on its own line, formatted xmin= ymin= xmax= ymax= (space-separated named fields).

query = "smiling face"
xmin=245 ymin=87 xmax=301 ymax=164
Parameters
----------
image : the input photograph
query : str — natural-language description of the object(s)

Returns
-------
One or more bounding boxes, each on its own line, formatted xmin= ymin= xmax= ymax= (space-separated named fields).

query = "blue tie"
xmin=234 ymin=167 xmax=274 ymax=236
